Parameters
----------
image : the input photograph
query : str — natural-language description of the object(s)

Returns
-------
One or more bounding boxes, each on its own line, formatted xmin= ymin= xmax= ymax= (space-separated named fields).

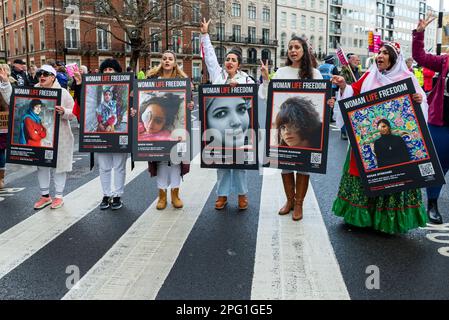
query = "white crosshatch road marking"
xmin=63 ymin=155 xmax=217 ymax=300
xmin=0 ymin=158 xmax=146 ymax=280
xmin=251 ymin=168 xmax=350 ymax=300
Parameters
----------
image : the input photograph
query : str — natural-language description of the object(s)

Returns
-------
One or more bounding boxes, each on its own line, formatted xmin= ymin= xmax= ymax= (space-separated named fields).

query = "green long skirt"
xmin=332 ymin=149 xmax=428 ymax=234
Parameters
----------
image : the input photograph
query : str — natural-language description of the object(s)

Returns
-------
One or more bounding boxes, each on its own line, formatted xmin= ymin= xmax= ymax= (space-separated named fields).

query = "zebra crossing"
xmin=0 ymin=151 xmax=349 ymax=300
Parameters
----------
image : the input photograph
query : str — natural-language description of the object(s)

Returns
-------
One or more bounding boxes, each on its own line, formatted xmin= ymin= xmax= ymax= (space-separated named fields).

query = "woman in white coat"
xmin=259 ymin=36 xmax=323 ymax=221
xmin=200 ymin=18 xmax=254 ymax=211
xmin=32 ymin=64 xmax=75 ymax=210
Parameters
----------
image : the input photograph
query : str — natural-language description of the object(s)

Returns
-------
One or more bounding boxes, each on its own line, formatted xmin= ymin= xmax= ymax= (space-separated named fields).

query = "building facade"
xmin=0 ymin=0 xmax=207 ymax=83
xmin=277 ymin=0 xmax=328 ymax=68
xmin=209 ymin=0 xmax=277 ymax=81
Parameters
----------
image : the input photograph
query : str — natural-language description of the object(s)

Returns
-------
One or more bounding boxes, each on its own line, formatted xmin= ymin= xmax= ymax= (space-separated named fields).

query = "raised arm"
xmin=200 ymin=18 xmax=223 ymax=83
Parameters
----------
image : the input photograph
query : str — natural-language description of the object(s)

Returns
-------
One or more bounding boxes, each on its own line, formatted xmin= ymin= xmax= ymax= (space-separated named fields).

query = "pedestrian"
xmin=145 ymin=51 xmax=193 ymax=210
xmin=422 ymin=66 xmax=435 ymax=93
xmin=405 ymin=57 xmax=414 ymax=72
xmin=331 ymin=41 xmax=428 ymax=234
xmin=412 ymin=14 xmax=448 ymax=224
xmin=318 ymin=55 xmax=339 ymax=122
xmin=137 ymin=68 xmax=146 ymax=80
xmin=413 ymin=64 xmax=424 ymax=89
xmin=28 ymin=65 xmax=39 ymax=86
xmin=32 ymin=64 xmax=76 ymax=210
xmin=55 ymin=62 xmax=69 ymax=89
xmin=71 ymin=65 xmax=88 ymax=123
xmin=200 ymin=18 xmax=254 ymax=211
xmin=10 ymin=59 xmax=30 ymax=86
xmin=259 ymin=35 xmax=324 ymax=221
xmin=0 ymin=65 xmax=13 ymax=189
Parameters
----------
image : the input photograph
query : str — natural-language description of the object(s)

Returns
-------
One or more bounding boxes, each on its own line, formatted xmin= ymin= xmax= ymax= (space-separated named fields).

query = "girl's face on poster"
xmin=376 ymin=46 xmax=392 ymax=71
xmin=207 ymin=97 xmax=250 ymax=147
xmin=162 ymin=52 xmax=176 ymax=72
xmin=288 ymin=40 xmax=304 ymax=64
xmin=144 ymin=104 xmax=166 ymax=134
xmin=280 ymin=122 xmax=302 ymax=147
xmin=377 ymin=122 xmax=391 ymax=135
xmin=32 ymin=104 xmax=42 ymax=115
xmin=224 ymin=54 xmax=239 ymax=76
xmin=103 ymin=91 xmax=112 ymax=103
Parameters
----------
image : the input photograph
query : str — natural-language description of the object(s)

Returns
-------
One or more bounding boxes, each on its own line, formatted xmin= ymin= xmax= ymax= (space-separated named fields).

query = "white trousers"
xmin=37 ymin=167 xmax=67 ymax=198
xmin=157 ymin=162 xmax=181 ymax=189
xmin=98 ymin=153 xmax=127 ymax=197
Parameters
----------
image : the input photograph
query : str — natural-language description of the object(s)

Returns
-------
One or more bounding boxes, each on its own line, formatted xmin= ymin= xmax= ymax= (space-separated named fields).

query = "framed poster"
xmin=265 ymin=80 xmax=331 ymax=173
xmin=6 ymin=87 xmax=61 ymax=167
xmin=79 ymin=73 xmax=133 ymax=153
xmin=339 ymin=78 xmax=445 ymax=196
xmin=133 ymin=78 xmax=191 ymax=162
xmin=199 ymin=84 xmax=258 ymax=170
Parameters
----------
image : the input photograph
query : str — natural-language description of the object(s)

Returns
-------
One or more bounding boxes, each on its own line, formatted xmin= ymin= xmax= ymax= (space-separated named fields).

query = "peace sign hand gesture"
xmin=200 ymin=18 xmax=211 ymax=34
xmin=260 ymin=59 xmax=270 ymax=82
xmin=416 ymin=12 xmax=436 ymax=32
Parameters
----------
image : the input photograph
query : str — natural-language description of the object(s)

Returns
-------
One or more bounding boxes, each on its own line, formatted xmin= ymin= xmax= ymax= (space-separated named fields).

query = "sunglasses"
xmin=36 ymin=71 xmax=53 ymax=78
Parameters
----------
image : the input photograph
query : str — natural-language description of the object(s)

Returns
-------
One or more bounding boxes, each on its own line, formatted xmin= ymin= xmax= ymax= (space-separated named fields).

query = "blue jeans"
xmin=426 ymin=124 xmax=449 ymax=200
xmin=0 ymin=148 xmax=5 ymax=169
xmin=216 ymin=169 xmax=248 ymax=197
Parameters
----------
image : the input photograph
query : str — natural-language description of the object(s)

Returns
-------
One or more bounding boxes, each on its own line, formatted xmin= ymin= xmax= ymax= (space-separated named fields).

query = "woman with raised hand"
xmin=412 ymin=14 xmax=448 ymax=225
xmin=259 ymin=36 xmax=323 ymax=221
xmin=331 ymin=41 xmax=429 ymax=234
xmin=200 ymin=18 xmax=254 ymax=211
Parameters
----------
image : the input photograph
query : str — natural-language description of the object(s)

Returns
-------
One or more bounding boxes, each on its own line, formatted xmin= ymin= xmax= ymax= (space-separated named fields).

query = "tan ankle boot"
xmin=0 ymin=170 xmax=5 ymax=189
xmin=156 ymin=189 xmax=167 ymax=210
xmin=171 ymin=188 xmax=183 ymax=209
xmin=293 ymin=174 xmax=309 ymax=221
xmin=279 ymin=173 xmax=295 ymax=215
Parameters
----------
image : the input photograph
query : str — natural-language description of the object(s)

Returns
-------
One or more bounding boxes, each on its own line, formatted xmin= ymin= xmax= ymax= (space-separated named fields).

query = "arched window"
xmin=215 ymin=46 xmax=226 ymax=64
xmin=247 ymin=48 xmax=257 ymax=64
xmin=261 ymin=49 xmax=271 ymax=62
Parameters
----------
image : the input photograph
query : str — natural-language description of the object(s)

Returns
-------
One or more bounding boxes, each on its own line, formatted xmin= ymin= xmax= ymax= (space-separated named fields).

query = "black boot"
xmin=427 ymin=199 xmax=443 ymax=224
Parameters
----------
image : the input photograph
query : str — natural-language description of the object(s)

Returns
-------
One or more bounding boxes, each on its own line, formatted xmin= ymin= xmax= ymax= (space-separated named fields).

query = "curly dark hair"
xmin=140 ymin=92 xmax=183 ymax=130
xmin=285 ymin=36 xmax=314 ymax=80
xmin=275 ymin=96 xmax=322 ymax=148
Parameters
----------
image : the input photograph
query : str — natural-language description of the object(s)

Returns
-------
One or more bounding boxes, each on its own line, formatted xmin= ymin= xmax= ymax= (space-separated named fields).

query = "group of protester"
xmin=0 ymin=14 xmax=448 ymax=236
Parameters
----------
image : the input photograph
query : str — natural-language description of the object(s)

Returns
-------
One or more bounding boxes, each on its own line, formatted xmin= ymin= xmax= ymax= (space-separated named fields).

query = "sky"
xmin=427 ymin=0 xmax=448 ymax=11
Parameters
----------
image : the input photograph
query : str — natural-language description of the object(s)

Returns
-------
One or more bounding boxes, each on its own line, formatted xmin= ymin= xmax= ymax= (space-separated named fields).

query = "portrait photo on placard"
xmin=84 ymin=84 xmax=129 ymax=134
xmin=204 ymin=96 xmax=255 ymax=149
xmin=137 ymin=90 xmax=187 ymax=142
xmin=270 ymin=92 xmax=325 ymax=150
xmin=348 ymin=94 xmax=429 ymax=171
xmin=11 ymin=97 xmax=56 ymax=148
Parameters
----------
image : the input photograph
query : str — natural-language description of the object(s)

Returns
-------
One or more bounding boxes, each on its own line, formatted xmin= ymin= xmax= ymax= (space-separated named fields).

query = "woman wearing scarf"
xmin=19 ymin=99 xmax=47 ymax=146
xmin=331 ymin=42 xmax=428 ymax=234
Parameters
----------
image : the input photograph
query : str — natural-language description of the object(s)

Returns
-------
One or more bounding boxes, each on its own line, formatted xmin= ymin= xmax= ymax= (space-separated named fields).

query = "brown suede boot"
xmin=293 ymin=174 xmax=309 ymax=221
xmin=215 ymin=196 xmax=228 ymax=210
xmin=279 ymin=173 xmax=295 ymax=215
xmin=238 ymin=194 xmax=248 ymax=210
xmin=156 ymin=189 xmax=167 ymax=210
xmin=0 ymin=170 xmax=4 ymax=189
xmin=171 ymin=188 xmax=183 ymax=209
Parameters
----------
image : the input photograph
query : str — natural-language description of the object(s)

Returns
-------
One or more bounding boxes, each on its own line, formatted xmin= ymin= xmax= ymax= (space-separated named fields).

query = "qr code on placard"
xmin=119 ymin=135 xmax=128 ymax=145
xmin=310 ymin=152 xmax=322 ymax=164
xmin=419 ymin=163 xmax=435 ymax=176
xmin=245 ymin=152 xmax=254 ymax=162
xmin=45 ymin=150 xmax=54 ymax=160
xmin=177 ymin=142 xmax=187 ymax=153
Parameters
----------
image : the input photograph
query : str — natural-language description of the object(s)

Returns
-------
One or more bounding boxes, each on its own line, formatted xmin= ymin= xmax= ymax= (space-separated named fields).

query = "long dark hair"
xmin=140 ymin=93 xmax=182 ymax=131
xmin=285 ymin=36 xmax=314 ymax=80
xmin=380 ymin=46 xmax=397 ymax=70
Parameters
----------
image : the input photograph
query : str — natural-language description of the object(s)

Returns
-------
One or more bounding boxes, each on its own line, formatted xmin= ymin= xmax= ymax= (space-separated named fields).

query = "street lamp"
xmin=218 ymin=4 xmax=224 ymax=66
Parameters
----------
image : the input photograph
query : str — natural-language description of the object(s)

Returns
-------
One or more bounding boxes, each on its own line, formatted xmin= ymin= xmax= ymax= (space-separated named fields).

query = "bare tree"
xmin=66 ymin=0 xmax=226 ymax=71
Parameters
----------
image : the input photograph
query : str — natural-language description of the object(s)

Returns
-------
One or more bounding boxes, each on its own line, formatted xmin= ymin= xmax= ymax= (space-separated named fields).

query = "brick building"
xmin=0 ymin=0 xmax=208 ymax=83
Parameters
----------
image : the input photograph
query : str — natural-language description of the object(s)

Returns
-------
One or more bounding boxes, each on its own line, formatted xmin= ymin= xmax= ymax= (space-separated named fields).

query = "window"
xmin=319 ymin=18 xmax=324 ymax=32
xmin=192 ymin=3 xmax=200 ymax=23
xmin=3 ymin=1 xmax=8 ymax=24
xmin=319 ymin=0 xmax=324 ymax=10
xmin=301 ymin=15 xmax=306 ymax=29
xmin=262 ymin=29 xmax=269 ymax=45
xmin=310 ymin=16 xmax=315 ymax=31
xmin=63 ymin=0 xmax=79 ymax=9
xmin=192 ymin=32 xmax=200 ymax=55
xmin=280 ymin=32 xmax=287 ymax=56
xmin=20 ymin=27 xmax=25 ymax=53
xmin=150 ymin=0 xmax=160 ymax=16
xmin=65 ymin=26 xmax=78 ymax=49
xmin=310 ymin=0 xmax=315 ymax=9
xmin=38 ymin=0 xmax=43 ymax=10
xmin=12 ymin=0 xmax=16 ymax=20
xmin=215 ymin=46 xmax=225 ymax=64
xmin=27 ymin=0 xmax=32 ymax=14
xmin=291 ymin=13 xmax=297 ymax=29
xmin=232 ymin=2 xmax=241 ymax=17
xmin=95 ymin=0 xmax=110 ymax=14
xmin=248 ymin=4 xmax=256 ymax=20
xmin=248 ymin=26 xmax=256 ymax=43
xmin=192 ymin=62 xmax=201 ymax=82
xmin=5 ymin=32 xmax=9 ymax=56
xmin=125 ymin=32 xmax=131 ymax=52
xmin=172 ymin=30 xmax=182 ymax=53
xmin=39 ymin=20 xmax=45 ymax=49
xmin=150 ymin=29 xmax=160 ymax=52
xmin=28 ymin=23 xmax=34 ymax=51
xmin=232 ymin=25 xmax=241 ymax=42
xmin=97 ymin=24 xmax=110 ymax=50
xmin=19 ymin=0 xmax=23 ymax=17
xmin=0 ymin=35 xmax=3 ymax=51
xmin=216 ymin=23 xmax=224 ymax=41
xmin=173 ymin=0 xmax=181 ymax=20
xmin=262 ymin=7 xmax=270 ymax=22
xmin=14 ymin=30 xmax=18 ymax=55
xmin=281 ymin=12 xmax=287 ymax=28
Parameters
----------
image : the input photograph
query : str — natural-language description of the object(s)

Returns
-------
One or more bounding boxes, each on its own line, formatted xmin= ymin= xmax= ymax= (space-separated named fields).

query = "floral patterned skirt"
xmin=332 ymin=150 xmax=428 ymax=234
